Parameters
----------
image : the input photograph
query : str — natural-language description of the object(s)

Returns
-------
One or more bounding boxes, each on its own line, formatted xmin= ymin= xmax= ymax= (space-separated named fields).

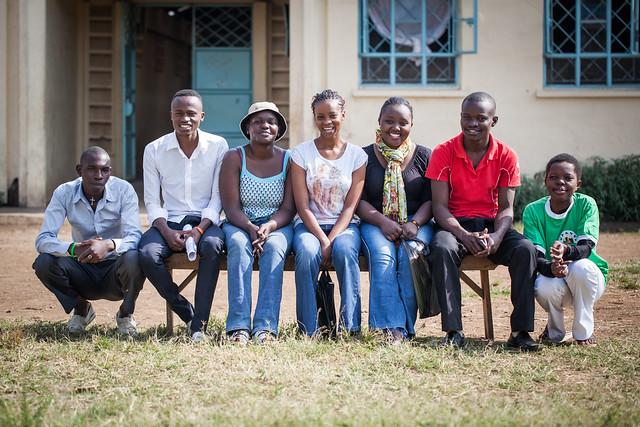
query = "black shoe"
xmin=442 ymin=331 xmax=465 ymax=348
xmin=507 ymin=331 xmax=541 ymax=352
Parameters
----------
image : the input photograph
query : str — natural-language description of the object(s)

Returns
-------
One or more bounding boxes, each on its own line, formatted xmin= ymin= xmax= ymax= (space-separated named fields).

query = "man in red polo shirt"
xmin=426 ymin=92 xmax=539 ymax=351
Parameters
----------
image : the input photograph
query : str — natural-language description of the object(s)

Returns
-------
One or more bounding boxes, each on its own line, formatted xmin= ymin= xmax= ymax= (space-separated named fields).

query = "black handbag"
xmin=315 ymin=270 xmax=337 ymax=336
xmin=402 ymin=239 xmax=440 ymax=318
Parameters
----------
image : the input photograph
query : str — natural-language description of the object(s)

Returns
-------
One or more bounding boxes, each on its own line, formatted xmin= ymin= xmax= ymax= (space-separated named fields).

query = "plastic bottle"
xmin=182 ymin=224 xmax=197 ymax=262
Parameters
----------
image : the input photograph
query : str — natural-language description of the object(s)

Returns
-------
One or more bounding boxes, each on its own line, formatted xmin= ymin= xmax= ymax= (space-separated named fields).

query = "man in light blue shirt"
xmin=33 ymin=146 xmax=144 ymax=336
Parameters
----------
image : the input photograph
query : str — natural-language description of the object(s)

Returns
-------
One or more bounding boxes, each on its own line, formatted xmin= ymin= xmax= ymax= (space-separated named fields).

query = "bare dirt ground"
xmin=1 ymin=219 xmax=638 ymax=341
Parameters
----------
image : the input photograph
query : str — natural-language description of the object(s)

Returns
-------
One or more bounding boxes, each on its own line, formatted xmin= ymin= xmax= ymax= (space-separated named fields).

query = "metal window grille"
xmin=195 ymin=7 xmax=251 ymax=48
xmin=544 ymin=0 xmax=640 ymax=87
xmin=359 ymin=0 xmax=477 ymax=86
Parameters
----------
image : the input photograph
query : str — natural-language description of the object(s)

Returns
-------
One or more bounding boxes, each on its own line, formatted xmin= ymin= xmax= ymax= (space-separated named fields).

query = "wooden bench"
xmin=165 ymin=253 xmax=497 ymax=339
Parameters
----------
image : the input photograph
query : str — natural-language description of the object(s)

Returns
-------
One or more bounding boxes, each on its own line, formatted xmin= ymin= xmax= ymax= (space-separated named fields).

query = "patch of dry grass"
xmin=0 ymin=319 xmax=638 ymax=426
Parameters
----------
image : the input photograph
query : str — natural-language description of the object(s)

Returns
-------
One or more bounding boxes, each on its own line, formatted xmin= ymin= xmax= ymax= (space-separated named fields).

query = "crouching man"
xmin=33 ymin=146 xmax=144 ymax=336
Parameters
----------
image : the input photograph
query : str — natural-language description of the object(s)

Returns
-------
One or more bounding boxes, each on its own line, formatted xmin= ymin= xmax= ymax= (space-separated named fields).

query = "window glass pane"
xmin=611 ymin=1 xmax=633 ymax=53
xmin=367 ymin=0 xmax=391 ymax=53
xmin=361 ymin=0 xmax=457 ymax=86
xmin=396 ymin=57 xmax=421 ymax=83
xmin=362 ymin=57 xmax=391 ymax=83
xmin=550 ymin=0 xmax=576 ymax=53
xmin=580 ymin=57 xmax=607 ymax=84
xmin=546 ymin=57 xmax=576 ymax=84
xmin=427 ymin=57 xmax=455 ymax=83
xmin=581 ymin=1 xmax=606 ymax=52
xmin=612 ymin=57 xmax=640 ymax=84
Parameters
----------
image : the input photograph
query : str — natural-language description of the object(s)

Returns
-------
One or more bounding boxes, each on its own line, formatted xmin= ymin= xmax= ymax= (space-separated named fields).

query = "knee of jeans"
xmin=332 ymin=236 xmax=359 ymax=258
xmin=225 ymin=231 xmax=251 ymax=254
xmin=513 ymin=238 xmax=537 ymax=261
xmin=199 ymin=234 xmax=224 ymax=259
xmin=33 ymin=253 xmax=56 ymax=275
xmin=138 ymin=243 xmax=164 ymax=269
xmin=120 ymin=251 xmax=145 ymax=282
xmin=263 ymin=238 xmax=288 ymax=259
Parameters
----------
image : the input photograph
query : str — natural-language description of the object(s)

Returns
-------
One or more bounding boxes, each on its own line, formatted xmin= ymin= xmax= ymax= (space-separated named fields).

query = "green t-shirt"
xmin=523 ymin=193 xmax=608 ymax=283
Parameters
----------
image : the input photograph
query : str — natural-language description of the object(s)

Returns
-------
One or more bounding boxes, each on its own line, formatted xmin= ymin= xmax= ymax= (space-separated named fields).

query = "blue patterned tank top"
xmin=239 ymin=146 xmax=289 ymax=223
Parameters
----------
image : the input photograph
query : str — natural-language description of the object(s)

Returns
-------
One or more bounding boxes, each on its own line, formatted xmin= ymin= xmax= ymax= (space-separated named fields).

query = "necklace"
xmin=89 ymin=197 xmax=96 ymax=207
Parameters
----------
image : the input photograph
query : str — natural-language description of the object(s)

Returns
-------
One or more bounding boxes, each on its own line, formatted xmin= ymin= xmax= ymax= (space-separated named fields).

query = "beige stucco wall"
xmin=0 ymin=0 xmax=6 ymax=204
xmin=290 ymin=0 xmax=640 ymax=175
xmin=45 ymin=0 xmax=79 ymax=197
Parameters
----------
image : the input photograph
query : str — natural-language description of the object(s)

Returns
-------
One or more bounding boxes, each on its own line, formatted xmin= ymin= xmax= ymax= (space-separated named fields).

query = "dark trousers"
xmin=138 ymin=216 xmax=224 ymax=333
xmin=428 ymin=218 xmax=537 ymax=333
xmin=32 ymin=250 xmax=145 ymax=316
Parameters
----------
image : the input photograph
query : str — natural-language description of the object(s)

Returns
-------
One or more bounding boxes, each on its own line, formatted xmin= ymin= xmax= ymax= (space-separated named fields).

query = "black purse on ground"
xmin=316 ymin=270 xmax=337 ymax=336
xmin=402 ymin=239 xmax=440 ymax=318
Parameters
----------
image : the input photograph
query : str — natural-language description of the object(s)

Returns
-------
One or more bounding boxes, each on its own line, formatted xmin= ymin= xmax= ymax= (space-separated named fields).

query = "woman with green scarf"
xmin=357 ymin=97 xmax=434 ymax=342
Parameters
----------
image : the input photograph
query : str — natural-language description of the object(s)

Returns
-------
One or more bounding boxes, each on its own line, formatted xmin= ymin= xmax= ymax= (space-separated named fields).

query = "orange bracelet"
xmin=410 ymin=220 xmax=420 ymax=228
xmin=195 ymin=226 xmax=205 ymax=236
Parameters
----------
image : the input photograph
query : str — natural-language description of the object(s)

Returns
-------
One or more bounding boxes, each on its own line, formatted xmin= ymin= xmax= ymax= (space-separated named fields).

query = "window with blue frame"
xmin=359 ymin=0 xmax=477 ymax=86
xmin=545 ymin=0 xmax=640 ymax=87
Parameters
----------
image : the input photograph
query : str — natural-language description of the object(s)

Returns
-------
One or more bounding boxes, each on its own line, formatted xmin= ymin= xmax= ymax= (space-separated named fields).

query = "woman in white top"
xmin=290 ymin=89 xmax=368 ymax=336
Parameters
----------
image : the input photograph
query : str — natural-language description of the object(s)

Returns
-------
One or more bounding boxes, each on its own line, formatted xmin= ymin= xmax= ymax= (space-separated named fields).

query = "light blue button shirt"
xmin=35 ymin=176 xmax=142 ymax=257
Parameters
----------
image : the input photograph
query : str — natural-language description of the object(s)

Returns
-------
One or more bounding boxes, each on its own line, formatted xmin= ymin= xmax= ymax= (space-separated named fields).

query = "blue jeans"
xmin=293 ymin=223 xmax=362 ymax=335
xmin=223 ymin=222 xmax=293 ymax=335
xmin=360 ymin=220 xmax=434 ymax=337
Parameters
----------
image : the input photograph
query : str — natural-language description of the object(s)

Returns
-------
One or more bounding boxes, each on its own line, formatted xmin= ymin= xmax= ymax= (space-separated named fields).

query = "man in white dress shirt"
xmin=33 ymin=146 xmax=144 ymax=336
xmin=138 ymin=89 xmax=227 ymax=342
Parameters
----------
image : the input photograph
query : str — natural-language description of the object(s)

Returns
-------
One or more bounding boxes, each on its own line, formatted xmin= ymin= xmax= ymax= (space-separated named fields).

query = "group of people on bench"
xmin=33 ymin=89 xmax=608 ymax=350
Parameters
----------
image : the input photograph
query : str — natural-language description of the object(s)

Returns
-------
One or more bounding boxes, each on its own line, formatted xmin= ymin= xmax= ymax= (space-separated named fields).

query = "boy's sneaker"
xmin=229 ymin=329 xmax=250 ymax=346
xmin=68 ymin=304 xmax=96 ymax=334
xmin=191 ymin=331 xmax=206 ymax=343
xmin=253 ymin=330 xmax=276 ymax=345
xmin=116 ymin=314 xmax=138 ymax=337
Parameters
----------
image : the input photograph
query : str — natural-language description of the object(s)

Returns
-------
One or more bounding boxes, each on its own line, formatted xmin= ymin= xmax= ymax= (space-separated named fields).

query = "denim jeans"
xmin=293 ymin=223 xmax=362 ymax=335
xmin=360 ymin=219 xmax=434 ymax=337
xmin=138 ymin=216 xmax=224 ymax=333
xmin=224 ymin=222 xmax=293 ymax=335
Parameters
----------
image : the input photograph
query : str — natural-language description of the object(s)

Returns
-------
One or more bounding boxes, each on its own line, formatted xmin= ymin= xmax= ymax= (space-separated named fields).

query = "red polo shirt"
xmin=425 ymin=132 xmax=520 ymax=219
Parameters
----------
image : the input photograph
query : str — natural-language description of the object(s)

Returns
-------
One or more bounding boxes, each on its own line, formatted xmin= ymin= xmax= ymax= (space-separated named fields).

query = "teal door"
xmin=121 ymin=2 xmax=136 ymax=179
xmin=193 ymin=6 xmax=252 ymax=148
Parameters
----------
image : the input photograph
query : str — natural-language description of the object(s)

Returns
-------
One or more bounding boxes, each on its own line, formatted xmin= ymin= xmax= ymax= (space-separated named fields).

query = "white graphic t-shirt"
xmin=291 ymin=139 xmax=367 ymax=225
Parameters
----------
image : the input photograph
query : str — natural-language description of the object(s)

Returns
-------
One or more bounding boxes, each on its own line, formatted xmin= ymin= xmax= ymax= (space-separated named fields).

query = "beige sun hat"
xmin=239 ymin=101 xmax=288 ymax=142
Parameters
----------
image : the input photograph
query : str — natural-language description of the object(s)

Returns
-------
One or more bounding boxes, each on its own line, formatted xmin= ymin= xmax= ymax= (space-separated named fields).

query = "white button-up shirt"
xmin=143 ymin=129 xmax=228 ymax=225
xmin=35 ymin=177 xmax=142 ymax=257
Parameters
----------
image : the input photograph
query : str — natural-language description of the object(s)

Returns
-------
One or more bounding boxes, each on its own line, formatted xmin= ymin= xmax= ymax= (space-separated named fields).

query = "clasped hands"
xmin=249 ymin=221 xmax=276 ymax=257
xmin=74 ymin=237 xmax=114 ymax=263
xmin=380 ymin=218 xmax=420 ymax=242
xmin=460 ymin=228 xmax=501 ymax=256
xmin=549 ymin=240 xmax=569 ymax=277
xmin=160 ymin=226 xmax=203 ymax=252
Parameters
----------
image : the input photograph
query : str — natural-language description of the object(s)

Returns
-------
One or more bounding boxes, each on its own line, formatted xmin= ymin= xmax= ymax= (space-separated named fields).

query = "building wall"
xmin=290 ymin=0 xmax=640 ymax=175
xmin=45 ymin=0 xmax=80 ymax=196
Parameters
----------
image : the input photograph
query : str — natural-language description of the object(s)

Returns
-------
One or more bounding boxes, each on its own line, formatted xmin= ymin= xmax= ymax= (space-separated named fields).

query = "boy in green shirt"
xmin=523 ymin=153 xmax=608 ymax=346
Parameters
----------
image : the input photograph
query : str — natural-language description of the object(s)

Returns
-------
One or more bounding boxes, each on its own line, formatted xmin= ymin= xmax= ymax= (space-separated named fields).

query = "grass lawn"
xmin=1 ymin=318 xmax=639 ymax=427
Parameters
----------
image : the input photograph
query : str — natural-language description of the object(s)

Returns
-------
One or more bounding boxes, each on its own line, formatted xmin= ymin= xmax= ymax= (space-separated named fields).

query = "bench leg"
xmin=481 ymin=270 xmax=494 ymax=340
xmin=166 ymin=268 xmax=174 ymax=336
xmin=166 ymin=302 xmax=174 ymax=336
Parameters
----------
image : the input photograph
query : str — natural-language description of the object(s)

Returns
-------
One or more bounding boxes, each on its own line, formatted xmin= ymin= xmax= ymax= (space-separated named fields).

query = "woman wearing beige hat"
xmin=219 ymin=102 xmax=295 ymax=345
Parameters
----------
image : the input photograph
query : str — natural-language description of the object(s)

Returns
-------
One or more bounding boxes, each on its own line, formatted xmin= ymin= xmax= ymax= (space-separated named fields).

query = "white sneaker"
xmin=191 ymin=331 xmax=206 ymax=343
xmin=67 ymin=304 xmax=96 ymax=334
xmin=116 ymin=314 xmax=138 ymax=337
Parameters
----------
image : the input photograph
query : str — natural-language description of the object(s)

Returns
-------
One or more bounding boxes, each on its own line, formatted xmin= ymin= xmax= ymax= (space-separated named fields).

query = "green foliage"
xmin=515 ymin=155 xmax=640 ymax=222
xmin=514 ymin=171 xmax=546 ymax=221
